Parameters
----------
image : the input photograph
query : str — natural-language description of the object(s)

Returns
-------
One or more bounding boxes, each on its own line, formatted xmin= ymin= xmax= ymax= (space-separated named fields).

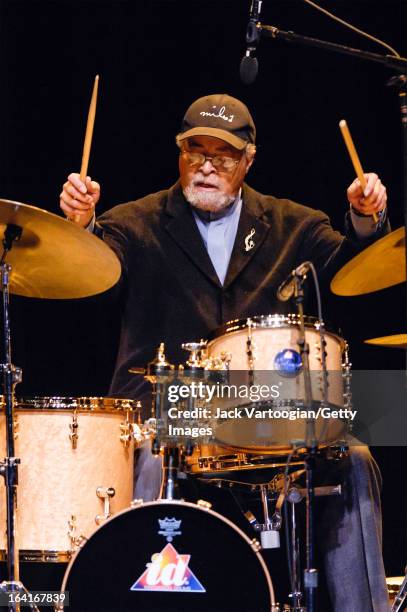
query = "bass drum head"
xmin=61 ymin=500 xmax=274 ymax=612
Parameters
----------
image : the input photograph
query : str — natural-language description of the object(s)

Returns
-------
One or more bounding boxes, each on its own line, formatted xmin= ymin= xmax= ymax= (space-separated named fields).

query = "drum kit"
xmin=0 ymin=197 xmax=405 ymax=611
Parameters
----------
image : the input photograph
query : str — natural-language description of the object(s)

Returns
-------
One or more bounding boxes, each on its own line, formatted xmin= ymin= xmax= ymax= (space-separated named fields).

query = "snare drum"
xmin=0 ymin=397 xmax=136 ymax=562
xmin=206 ymin=314 xmax=348 ymax=454
xmin=59 ymin=500 xmax=275 ymax=611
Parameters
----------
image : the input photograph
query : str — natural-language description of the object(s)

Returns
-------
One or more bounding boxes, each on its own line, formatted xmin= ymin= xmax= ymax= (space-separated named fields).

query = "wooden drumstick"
xmin=74 ymin=74 xmax=99 ymax=223
xmin=339 ymin=119 xmax=378 ymax=223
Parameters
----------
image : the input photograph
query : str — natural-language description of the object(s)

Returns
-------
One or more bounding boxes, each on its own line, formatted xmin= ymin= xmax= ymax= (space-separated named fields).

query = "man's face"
xmin=179 ymin=135 xmax=253 ymax=212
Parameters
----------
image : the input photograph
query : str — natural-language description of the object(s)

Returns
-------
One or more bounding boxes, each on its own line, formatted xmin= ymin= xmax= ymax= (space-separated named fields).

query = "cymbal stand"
xmin=0 ymin=224 xmax=39 ymax=611
xmin=391 ymin=567 xmax=407 ymax=612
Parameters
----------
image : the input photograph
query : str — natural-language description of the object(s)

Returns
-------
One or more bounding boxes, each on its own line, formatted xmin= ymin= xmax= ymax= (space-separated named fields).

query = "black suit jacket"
xmin=96 ymin=181 xmax=388 ymax=399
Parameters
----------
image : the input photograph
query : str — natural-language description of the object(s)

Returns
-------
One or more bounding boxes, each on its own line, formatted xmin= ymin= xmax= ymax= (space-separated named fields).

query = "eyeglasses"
xmin=181 ymin=151 xmax=241 ymax=172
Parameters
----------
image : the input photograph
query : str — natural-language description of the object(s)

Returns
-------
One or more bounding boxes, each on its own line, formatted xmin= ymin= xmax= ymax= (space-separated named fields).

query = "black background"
xmin=0 ymin=0 xmax=405 ymax=578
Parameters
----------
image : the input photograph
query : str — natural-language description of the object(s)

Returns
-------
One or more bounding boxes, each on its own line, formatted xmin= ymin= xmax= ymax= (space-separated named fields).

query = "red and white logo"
xmin=130 ymin=543 xmax=206 ymax=593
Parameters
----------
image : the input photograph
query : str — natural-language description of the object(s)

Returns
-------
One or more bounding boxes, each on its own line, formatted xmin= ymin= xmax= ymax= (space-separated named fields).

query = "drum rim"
xmin=207 ymin=314 xmax=344 ymax=346
xmin=14 ymin=396 xmax=137 ymax=412
xmin=59 ymin=499 xmax=275 ymax=605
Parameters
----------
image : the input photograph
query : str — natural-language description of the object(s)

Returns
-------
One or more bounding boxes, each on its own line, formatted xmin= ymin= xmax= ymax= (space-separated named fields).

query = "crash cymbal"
xmin=331 ymin=226 xmax=405 ymax=295
xmin=365 ymin=334 xmax=407 ymax=349
xmin=0 ymin=199 xmax=120 ymax=298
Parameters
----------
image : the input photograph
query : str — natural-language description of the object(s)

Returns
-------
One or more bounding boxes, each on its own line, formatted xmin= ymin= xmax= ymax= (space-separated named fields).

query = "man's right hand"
xmin=60 ymin=173 xmax=101 ymax=228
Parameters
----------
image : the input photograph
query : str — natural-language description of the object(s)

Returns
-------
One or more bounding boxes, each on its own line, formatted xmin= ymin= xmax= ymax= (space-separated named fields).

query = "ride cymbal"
xmin=0 ymin=199 xmax=120 ymax=298
xmin=331 ymin=227 xmax=405 ymax=296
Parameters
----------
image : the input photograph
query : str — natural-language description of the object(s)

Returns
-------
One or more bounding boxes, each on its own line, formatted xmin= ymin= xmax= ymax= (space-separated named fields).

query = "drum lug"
xmin=120 ymin=409 xmax=133 ymax=447
xmin=13 ymin=413 xmax=19 ymax=440
xmin=69 ymin=410 xmax=78 ymax=449
xmin=95 ymin=486 xmax=115 ymax=524
xmin=67 ymin=514 xmax=86 ymax=552
xmin=341 ymin=341 xmax=353 ymax=432
xmin=196 ymin=499 xmax=212 ymax=510
xmin=246 ymin=317 xmax=256 ymax=383
xmin=131 ymin=498 xmax=144 ymax=507
xmin=250 ymin=537 xmax=261 ymax=553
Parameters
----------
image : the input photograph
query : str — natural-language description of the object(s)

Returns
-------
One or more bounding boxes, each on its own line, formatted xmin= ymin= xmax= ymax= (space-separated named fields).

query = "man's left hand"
xmin=347 ymin=173 xmax=387 ymax=216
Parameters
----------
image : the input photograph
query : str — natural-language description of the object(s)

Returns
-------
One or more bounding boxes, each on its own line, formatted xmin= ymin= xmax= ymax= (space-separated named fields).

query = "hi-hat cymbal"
xmin=365 ymin=334 xmax=407 ymax=349
xmin=0 ymin=199 xmax=121 ymax=298
xmin=331 ymin=227 xmax=405 ymax=295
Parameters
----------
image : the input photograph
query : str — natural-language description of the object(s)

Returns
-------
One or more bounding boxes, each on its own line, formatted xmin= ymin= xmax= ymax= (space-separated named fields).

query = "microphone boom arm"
xmin=259 ymin=23 xmax=407 ymax=73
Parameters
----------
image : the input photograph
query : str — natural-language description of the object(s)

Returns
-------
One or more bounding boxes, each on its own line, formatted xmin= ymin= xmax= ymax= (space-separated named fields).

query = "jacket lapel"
xmin=223 ymin=183 xmax=271 ymax=289
xmin=164 ymin=182 xmax=222 ymax=287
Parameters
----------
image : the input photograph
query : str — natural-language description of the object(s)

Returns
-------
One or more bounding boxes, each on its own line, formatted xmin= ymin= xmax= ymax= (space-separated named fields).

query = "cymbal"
xmin=365 ymin=334 xmax=407 ymax=349
xmin=331 ymin=227 xmax=405 ymax=295
xmin=0 ymin=199 xmax=121 ymax=298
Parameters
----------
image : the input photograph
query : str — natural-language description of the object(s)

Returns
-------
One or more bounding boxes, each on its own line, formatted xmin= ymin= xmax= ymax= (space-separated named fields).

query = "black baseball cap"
xmin=176 ymin=94 xmax=256 ymax=150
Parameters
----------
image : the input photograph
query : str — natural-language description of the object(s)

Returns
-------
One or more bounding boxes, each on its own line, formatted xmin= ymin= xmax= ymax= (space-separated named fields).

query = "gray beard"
xmin=183 ymin=185 xmax=235 ymax=212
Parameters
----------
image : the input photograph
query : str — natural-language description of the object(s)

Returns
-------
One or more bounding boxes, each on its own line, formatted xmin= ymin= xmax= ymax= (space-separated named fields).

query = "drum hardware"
xmin=67 ymin=515 xmax=87 ymax=554
xmin=246 ymin=317 xmax=255 ymax=387
xmin=285 ymin=486 xmax=303 ymax=611
xmin=256 ymin=486 xmax=282 ymax=549
xmin=250 ymin=538 xmax=262 ymax=553
xmin=0 ymin=205 xmax=122 ymax=606
xmin=120 ymin=400 xmax=142 ymax=447
xmin=341 ymin=342 xmax=353 ymax=436
xmin=132 ymin=416 xmax=157 ymax=446
xmin=0 ymin=365 xmax=22 ymax=386
xmin=161 ymin=446 xmax=182 ymax=500
xmin=130 ymin=345 xmax=174 ymax=455
xmin=181 ymin=340 xmax=208 ymax=370
xmin=12 ymin=413 xmax=19 ymax=440
xmin=0 ymin=225 xmax=36 ymax=610
xmin=129 ymin=342 xmax=174 ymax=431
xmin=286 ymin=268 xmax=318 ymax=611
xmin=119 ymin=410 xmax=133 ymax=447
xmin=95 ymin=487 xmax=115 ymax=524
xmin=278 ymin=262 xmax=330 ymax=612
xmin=69 ymin=410 xmax=78 ymax=449
xmin=326 ymin=443 xmax=349 ymax=462
xmin=390 ymin=567 xmax=407 ymax=612
xmin=196 ymin=499 xmax=212 ymax=510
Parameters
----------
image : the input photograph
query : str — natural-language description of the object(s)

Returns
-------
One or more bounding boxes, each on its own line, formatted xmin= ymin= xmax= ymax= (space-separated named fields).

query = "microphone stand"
xmin=256 ymin=22 xmax=407 ymax=326
xmin=292 ymin=274 xmax=318 ymax=612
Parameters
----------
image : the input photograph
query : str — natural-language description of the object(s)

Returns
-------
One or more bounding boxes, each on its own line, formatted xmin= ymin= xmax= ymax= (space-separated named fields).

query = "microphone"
xmin=277 ymin=262 xmax=311 ymax=302
xmin=240 ymin=0 xmax=262 ymax=84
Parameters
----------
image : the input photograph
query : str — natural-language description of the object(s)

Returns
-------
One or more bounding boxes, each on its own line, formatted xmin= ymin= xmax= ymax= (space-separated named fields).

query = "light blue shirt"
xmin=192 ymin=194 xmax=242 ymax=285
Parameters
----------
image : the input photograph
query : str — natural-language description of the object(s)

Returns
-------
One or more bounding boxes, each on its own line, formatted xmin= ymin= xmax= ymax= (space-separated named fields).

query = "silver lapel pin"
xmin=244 ymin=228 xmax=256 ymax=252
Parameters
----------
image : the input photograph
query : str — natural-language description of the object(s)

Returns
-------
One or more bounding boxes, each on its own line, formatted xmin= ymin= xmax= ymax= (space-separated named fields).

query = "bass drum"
xmin=60 ymin=500 xmax=275 ymax=612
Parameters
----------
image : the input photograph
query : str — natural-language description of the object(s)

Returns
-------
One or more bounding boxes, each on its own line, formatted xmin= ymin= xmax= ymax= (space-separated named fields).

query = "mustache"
xmin=191 ymin=174 xmax=219 ymax=188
